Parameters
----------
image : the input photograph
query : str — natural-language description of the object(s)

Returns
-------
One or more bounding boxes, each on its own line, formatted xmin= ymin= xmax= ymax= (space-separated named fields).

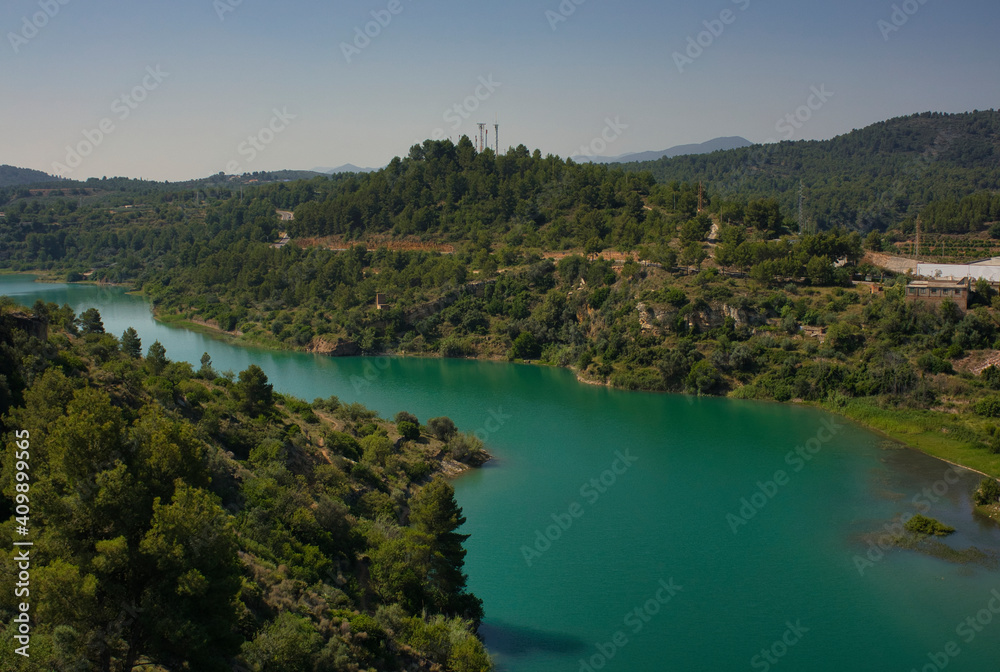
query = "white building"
xmin=915 ymin=257 xmax=1000 ymax=283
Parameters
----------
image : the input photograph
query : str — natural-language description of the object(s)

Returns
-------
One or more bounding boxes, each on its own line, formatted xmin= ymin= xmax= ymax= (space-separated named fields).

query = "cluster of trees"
xmin=620 ymin=111 xmax=1000 ymax=232
xmin=0 ymin=304 xmax=492 ymax=671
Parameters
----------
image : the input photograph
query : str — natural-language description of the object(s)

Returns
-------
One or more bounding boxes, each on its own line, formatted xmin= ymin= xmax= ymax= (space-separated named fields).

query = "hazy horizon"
xmin=2 ymin=0 xmax=997 ymax=181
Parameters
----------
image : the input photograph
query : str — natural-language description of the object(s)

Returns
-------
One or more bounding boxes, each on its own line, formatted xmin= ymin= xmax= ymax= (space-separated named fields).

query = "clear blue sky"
xmin=2 ymin=0 xmax=997 ymax=181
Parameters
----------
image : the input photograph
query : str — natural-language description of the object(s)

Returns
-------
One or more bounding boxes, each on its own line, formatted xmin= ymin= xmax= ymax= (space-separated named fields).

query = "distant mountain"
xmin=0 ymin=165 xmax=61 ymax=188
xmin=619 ymin=111 xmax=1000 ymax=232
xmin=310 ymin=164 xmax=377 ymax=175
xmin=573 ymin=136 xmax=752 ymax=164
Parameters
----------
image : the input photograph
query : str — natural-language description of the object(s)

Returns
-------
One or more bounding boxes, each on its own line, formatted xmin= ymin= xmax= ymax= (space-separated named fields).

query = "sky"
xmin=1 ymin=0 xmax=998 ymax=181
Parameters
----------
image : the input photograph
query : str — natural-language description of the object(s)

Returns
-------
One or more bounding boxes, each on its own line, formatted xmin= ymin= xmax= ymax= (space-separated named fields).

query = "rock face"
xmin=636 ymin=301 xmax=767 ymax=333
xmin=308 ymin=337 xmax=361 ymax=357
xmin=2 ymin=312 xmax=48 ymax=341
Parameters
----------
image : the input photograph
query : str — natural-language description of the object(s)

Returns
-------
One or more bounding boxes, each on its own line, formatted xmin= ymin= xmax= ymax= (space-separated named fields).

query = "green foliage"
xmin=146 ymin=340 xmax=168 ymax=374
xmin=974 ymin=478 xmax=1000 ymax=506
xmin=448 ymin=433 xmax=484 ymax=463
xmin=510 ymin=332 xmax=541 ymax=360
xmin=974 ymin=396 xmax=1000 ymax=418
xmin=0 ymin=313 xmax=488 ymax=671
xmin=427 ymin=416 xmax=458 ymax=441
xmin=121 ymin=326 xmax=142 ymax=358
xmin=397 ymin=420 xmax=420 ymax=441
xmin=904 ymin=514 xmax=955 ymax=536
xmin=78 ymin=307 xmax=105 ymax=335
xmin=235 ymin=364 xmax=274 ymax=416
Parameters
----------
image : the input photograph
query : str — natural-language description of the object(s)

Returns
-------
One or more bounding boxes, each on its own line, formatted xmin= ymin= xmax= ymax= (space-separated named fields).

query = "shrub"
xmin=510 ymin=332 xmax=541 ymax=360
xmin=427 ymin=416 xmax=458 ymax=441
xmin=981 ymin=366 xmax=1000 ymax=390
xmin=397 ymin=421 xmax=420 ymax=441
xmin=917 ymin=353 xmax=953 ymax=375
xmin=904 ymin=514 xmax=955 ymax=536
xmin=395 ymin=411 xmax=419 ymax=425
xmin=448 ymin=433 xmax=484 ymax=462
xmin=973 ymin=396 xmax=1000 ymax=418
xmin=974 ymin=478 xmax=1000 ymax=506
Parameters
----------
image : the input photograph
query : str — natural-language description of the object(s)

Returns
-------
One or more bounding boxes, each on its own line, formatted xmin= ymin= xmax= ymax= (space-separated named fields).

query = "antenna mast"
xmin=495 ymin=115 xmax=499 ymax=154
xmin=477 ymin=123 xmax=486 ymax=152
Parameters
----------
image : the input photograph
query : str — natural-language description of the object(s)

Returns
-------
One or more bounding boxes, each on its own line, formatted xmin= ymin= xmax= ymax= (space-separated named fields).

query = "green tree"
xmin=137 ymin=483 xmax=243 ymax=670
xmin=146 ymin=341 xmax=168 ymax=375
xmin=235 ymin=364 xmax=274 ymax=416
xmin=398 ymin=421 xmax=420 ymax=441
xmin=121 ymin=327 xmax=142 ymax=358
xmin=408 ymin=478 xmax=483 ymax=622
xmin=79 ymin=307 xmax=105 ymax=334
xmin=198 ymin=352 xmax=216 ymax=379
xmin=427 ymin=416 xmax=458 ymax=441
xmin=510 ymin=332 xmax=541 ymax=360
xmin=805 ymin=255 xmax=834 ymax=285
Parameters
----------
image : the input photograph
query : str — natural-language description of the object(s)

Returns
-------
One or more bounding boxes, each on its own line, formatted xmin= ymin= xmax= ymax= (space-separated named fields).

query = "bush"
xmin=917 ymin=353 xmax=953 ymax=375
xmin=974 ymin=478 xmax=1000 ymax=506
xmin=904 ymin=514 xmax=955 ymax=536
xmin=397 ymin=421 xmax=420 ymax=441
xmin=395 ymin=411 xmax=419 ymax=426
xmin=427 ymin=416 xmax=458 ymax=441
xmin=981 ymin=366 xmax=1000 ymax=390
xmin=973 ymin=396 xmax=1000 ymax=418
xmin=447 ymin=433 xmax=484 ymax=462
xmin=510 ymin=332 xmax=541 ymax=360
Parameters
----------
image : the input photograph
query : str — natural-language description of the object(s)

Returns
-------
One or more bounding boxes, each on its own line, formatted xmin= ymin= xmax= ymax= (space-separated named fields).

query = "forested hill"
xmin=0 ymin=165 xmax=59 ymax=188
xmin=0 ymin=302 xmax=493 ymax=670
xmin=618 ymin=111 xmax=1000 ymax=232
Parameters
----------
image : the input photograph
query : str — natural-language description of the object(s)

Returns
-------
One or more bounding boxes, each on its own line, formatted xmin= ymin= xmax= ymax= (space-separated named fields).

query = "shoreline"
xmin=9 ymin=273 xmax=999 ymax=480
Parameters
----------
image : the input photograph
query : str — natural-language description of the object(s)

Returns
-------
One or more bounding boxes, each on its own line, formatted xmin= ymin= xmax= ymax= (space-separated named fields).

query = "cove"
xmin=5 ymin=274 xmax=1000 ymax=671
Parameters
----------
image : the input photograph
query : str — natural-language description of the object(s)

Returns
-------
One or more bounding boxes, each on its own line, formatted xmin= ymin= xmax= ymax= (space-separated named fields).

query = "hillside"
xmin=620 ymin=111 xmax=1000 ymax=232
xmin=0 ymin=303 xmax=492 ymax=671
xmin=2 ymin=131 xmax=1000 ymax=481
xmin=0 ymin=165 xmax=60 ymax=188
xmin=573 ymin=136 xmax=753 ymax=164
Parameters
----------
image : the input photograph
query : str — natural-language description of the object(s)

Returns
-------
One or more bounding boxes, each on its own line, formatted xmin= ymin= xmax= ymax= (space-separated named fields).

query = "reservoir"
xmin=4 ymin=274 xmax=1000 ymax=671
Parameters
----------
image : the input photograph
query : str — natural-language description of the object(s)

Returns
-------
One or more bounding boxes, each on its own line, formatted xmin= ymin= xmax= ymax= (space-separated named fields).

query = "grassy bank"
xmin=828 ymin=399 xmax=1000 ymax=477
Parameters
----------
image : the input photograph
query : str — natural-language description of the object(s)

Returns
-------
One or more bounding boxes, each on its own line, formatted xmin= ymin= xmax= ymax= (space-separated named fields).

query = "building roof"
xmin=906 ymin=279 xmax=968 ymax=288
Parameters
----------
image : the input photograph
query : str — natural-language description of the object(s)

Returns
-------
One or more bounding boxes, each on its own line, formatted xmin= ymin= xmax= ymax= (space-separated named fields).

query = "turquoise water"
xmin=5 ymin=275 xmax=1000 ymax=671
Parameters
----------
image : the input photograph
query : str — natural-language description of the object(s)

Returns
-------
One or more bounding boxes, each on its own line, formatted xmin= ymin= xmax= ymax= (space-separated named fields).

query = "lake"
xmin=5 ymin=274 xmax=1000 ymax=671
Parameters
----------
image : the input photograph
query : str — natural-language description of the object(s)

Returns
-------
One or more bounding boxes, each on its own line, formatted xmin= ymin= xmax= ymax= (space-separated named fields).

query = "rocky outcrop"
xmin=636 ymin=301 xmax=767 ymax=333
xmin=308 ymin=337 xmax=361 ymax=357
xmin=2 ymin=312 xmax=48 ymax=341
